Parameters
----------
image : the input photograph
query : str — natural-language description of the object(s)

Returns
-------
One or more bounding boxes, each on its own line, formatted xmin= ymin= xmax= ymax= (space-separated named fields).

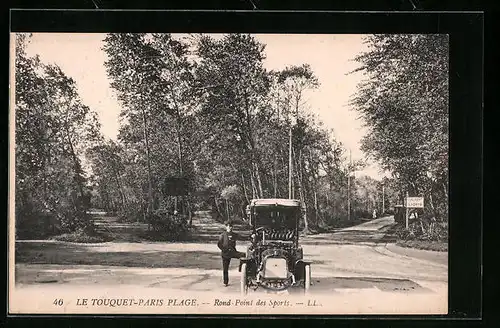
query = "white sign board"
xmin=405 ymin=197 xmax=424 ymax=208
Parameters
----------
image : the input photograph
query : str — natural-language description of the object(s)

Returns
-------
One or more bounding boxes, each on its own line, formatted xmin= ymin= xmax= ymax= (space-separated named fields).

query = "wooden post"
xmin=405 ymin=191 xmax=409 ymax=229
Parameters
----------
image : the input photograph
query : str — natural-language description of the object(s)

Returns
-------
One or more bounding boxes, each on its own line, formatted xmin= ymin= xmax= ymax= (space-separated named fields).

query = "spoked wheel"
xmin=240 ymin=263 xmax=248 ymax=296
xmin=304 ymin=264 xmax=311 ymax=294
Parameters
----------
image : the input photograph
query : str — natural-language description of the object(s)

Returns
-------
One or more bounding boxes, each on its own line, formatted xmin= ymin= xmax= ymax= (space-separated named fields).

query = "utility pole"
xmin=382 ymin=183 xmax=385 ymax=215
xmin=347 ymin=149 xmax=351 ymax=221
xmin=405 ymin=191 xmax=409 ymax=229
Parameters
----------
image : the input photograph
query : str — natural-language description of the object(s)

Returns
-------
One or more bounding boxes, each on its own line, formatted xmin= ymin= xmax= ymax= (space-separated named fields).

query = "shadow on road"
xmin=302 ymin=221 xmax=399 ymax=246
xmin=16 ymin=242 xmax=226 ymax=270
xmin=270 ymin=276 xmax=432 ymax=295
xmin=83 ymin=211 xmax=399 ymax=246
xmin=15 ymin=263 xmax=433 ymax=295
xmin=16 ymin=241 xmax=327 ymax=270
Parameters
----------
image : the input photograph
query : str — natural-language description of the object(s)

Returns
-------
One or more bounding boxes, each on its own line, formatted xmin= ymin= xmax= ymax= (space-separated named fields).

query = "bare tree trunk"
xmin=241 ymin=172 xmax=250 ymax=203
xmin=140 ymin=107 xmax=154 ymax=231
xmin=242 ymin=91 xmax=264 ymax=199
xmin=280 ymin=148 xmax=287 ymax=195
xmin=37 ymin=106 xmax=51 ymax=207
xmin=300 ymin=179 xmax=309 ymax=232
xmin=428 ymin=191 xmax=438 ymax=220
xmin=164 ymin=82 xmax=185 ymax=178
xmin=314 ymin=189 xmax=320 ymax=223
xmin=250 ymin=169 xmax=257 ymax=199
xmin=167 ymin=83 xmax=193 ymax=224
xmin=64 ymin=130 xmax=85 ymax=202
xmin=273 ymin=157 xmax=278 ymax=197
xmin=110 ymin=163 xmax=126 ymax=210
xmin=308 ymin=149 xmax=321 ymax=224
xmin=42 ymin=156 xmax=49 ymax=205
xmin=442 ymin=181 xmax=448 ymax=203
xmin=301 ymin=192 xmax=308 ymax=233
xmin=214 ymin=197 xmax=223 ymax=221
xmin=175 ymin=115 xmax=184 ymax=177
xmin=142 ymin=202 xmax=147 ymax=224
xmin=254 ymin=162 xmax=264 ymax=198
xmin=294 ymin=148 xmax=308 ymax=233
xmin=187 ymin=197 xmax=193 ymax=226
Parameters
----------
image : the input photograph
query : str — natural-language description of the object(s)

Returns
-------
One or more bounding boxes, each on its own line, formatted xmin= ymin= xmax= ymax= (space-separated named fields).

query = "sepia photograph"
xmin=9 ymin=32 xmax=449 ymax=315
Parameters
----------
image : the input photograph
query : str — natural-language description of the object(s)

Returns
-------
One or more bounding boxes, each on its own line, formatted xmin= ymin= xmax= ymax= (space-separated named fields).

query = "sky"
xmin=23 ymin=33 xmax=388 ymax=180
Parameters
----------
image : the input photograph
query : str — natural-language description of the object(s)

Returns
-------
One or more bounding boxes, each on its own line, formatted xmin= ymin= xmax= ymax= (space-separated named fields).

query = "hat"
xmin=224 ymin=221 xmax=233 ymax=227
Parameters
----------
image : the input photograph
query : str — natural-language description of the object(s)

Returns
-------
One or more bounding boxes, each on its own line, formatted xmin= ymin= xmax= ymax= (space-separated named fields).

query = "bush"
xmin=117 ymin=202 xmax=145 ymax=223
xmin=396 ymin=218 xmax=448 ymax=242
xmin=51 ymin=229 xmax=111 ymax=243
xmin=147 ymin=209 xmax=190 ymax=241
xmin=396 ymin=239 xmax=448 ymax=252
xmin=384 ymin=208 xmax=395 ymax=216
xmin=16 ymin=210 xmax=59 ymax=239
xmin=58 ymin=208 xmax=96 ymax=235
xmin=15 ymin=199 xmax=97 ymax=239
xmin=352 ymin=209 xmax=372 ymax=219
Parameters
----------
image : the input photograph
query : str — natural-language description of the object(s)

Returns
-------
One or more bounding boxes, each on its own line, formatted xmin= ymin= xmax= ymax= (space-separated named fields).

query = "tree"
xmin=194 ymin=33 xmax=270 ymax=210
xmin=193 ymin=35 xmax=352 ymax=229
xmin=15 ymin=34 xmax=101 ymax=238
xmin=275 ymin=64 xmax=319 ymax=233
xmin=86 ymin=140 xmax=127 ymax=212
xmin=351 ymin=34 xmax=449 ymax=221
xmin=99 ymin=33 xmax=373 ymax=231
xmin=103 ymin=33 xmax=197 ymax=223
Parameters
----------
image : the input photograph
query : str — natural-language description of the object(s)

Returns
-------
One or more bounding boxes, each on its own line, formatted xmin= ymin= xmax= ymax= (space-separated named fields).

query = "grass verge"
xmin=51 ymin=231 xmax=112 ymax=243
xmin=396 ymin=239 xmax=448 ymax=252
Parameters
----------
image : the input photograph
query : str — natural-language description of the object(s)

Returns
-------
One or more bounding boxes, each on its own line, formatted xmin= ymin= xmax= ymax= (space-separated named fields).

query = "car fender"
xmin=238 ymin=258 xmax=253 ymax=272
xmin=295 ymin=259 xmax=312 ymax=266
xmin=294 ymin=259 xmax=312 ymax=280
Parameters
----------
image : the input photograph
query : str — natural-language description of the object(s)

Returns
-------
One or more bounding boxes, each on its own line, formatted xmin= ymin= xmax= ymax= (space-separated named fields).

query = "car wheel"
xmin=241 ymin=263 xmax=248 ymax=296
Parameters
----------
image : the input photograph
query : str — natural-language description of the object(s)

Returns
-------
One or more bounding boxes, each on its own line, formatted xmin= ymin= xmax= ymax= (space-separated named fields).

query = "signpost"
xmin=404 ymin=194 xmax=424 ymax=228
xmin=405 ymin=197 xmax=424 ymax=208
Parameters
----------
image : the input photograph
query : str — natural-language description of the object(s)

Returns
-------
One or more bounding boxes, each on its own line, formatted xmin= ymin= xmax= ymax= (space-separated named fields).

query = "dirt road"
xmin=11 ymin=214 xmax=448 ymax=314
xmin=14 ymin=216 xmax=447 ymax=295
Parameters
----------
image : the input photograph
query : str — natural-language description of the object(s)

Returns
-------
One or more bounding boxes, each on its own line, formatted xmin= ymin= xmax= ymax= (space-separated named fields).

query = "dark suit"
xmin=217 ymin=231 xmax=245 ymax=285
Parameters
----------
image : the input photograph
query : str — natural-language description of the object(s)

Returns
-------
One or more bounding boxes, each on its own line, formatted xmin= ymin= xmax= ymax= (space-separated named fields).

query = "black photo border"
xmin=5 ymin=6 xmax=483 ymax=327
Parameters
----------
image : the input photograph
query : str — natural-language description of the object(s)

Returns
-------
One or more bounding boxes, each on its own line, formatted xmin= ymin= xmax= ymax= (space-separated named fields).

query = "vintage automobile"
xmin=238 ymin=198 xmax=312 ymax=295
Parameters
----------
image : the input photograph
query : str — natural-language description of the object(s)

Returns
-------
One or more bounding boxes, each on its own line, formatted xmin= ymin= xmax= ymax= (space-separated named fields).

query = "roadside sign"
xmin=405 ymin=197 xmax=424 ymax=208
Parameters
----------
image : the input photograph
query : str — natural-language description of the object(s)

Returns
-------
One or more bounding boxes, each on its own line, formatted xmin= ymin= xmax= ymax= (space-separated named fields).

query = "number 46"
xmin=53 ymin=299 xmax=63 ymax=306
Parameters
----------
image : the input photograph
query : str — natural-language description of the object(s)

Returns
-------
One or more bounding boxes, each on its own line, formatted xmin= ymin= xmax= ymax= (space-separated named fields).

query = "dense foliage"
xmin=96 ymin=33 xmax=394 ymax=234
xmin=15 ymin=34 xmax=101 ymax=239
xmin=15 ymin=33 xmax=446 ymax=242
xmin=351 ymin=34 xmax=449 ymax=225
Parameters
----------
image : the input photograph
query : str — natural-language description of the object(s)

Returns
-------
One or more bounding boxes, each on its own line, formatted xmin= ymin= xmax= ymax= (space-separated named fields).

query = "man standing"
xmin=217 ymin=221 xmax=246 ymax=287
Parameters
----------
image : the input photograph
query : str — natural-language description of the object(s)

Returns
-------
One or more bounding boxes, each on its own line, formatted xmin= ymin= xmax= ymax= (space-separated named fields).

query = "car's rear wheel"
xmin=304 ymin=264 xmax=311 ymax=294
xmin=241 ymin=263 xmax=248 ymax=296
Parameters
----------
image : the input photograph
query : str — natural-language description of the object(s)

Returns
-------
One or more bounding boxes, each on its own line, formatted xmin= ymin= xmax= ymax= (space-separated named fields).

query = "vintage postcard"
xmin=9 ymin=32 xmax=449 ymax=315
